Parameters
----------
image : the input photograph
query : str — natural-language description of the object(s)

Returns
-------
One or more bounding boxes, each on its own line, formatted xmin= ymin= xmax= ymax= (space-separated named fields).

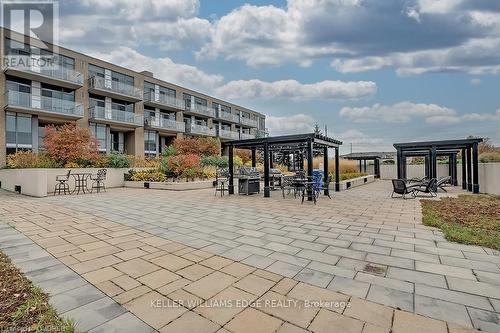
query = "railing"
xmin=89 ymin=106 xmax=143 ymax=125
xmin=185 ymin=103 xmax=215 ymax=117
xmin=5 ymin=90 xmax=84 ymax=116
xmin=4 ymin=56 xmax=83 ymax=85
xmin=256 ymin=130 xmax=268 ymax=138
xmin=144 ymin=91 xmax=184 ymax=110
xmin=186 ymin=124 xmax=216 ymax=136
xmin=218 ymin=111 xmax=239 ymax=123
xmin=145 ymin=116 xmax=185 ymax=132
xmin=219 ymin=129 xmax=240 ymax=140
xmin=240 ymin=117 xmax=258 ymax=127
xmin=89 ymin=76 xmax=143 ymax=99
xmin=240 ymin=132 xmax=256 ymax=140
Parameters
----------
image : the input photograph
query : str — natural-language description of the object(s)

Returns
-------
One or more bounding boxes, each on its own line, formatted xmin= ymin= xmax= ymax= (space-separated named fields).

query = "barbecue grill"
xmin=238 ymin=167 xmax=260 ymax=195
xmin=269 ymin=168 xmax=283 ymax=190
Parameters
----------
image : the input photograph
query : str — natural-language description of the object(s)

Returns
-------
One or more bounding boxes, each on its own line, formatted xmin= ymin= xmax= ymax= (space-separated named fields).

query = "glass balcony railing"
xmin=144 ymin=91 xmax=184 ymax=110
xmin=186 ymin=124 xmax=216 ymax=136
xmin=240 ymin=132 xmax=256 ymax=140
xmin=185 ymin=102 xmax=215 ymax=117
xmin=218 ymin=111 xmax=239 ymax=123
xmin=240 ymin=117 xmax=258 ymax=127
xmin=5 ymin=90 xmax=84 ymax=116
xmin=4 ymin=56 xmax=84 ymax=85
xmin=145 ymin=116 xmax=185 ymax=132
xmin=89 ymin=106 xmax=143 ymax=125
xmin=219 ymin=129 xmax=240 ymax=140
xmin=89 ymin=76 xmax=143 ymax=100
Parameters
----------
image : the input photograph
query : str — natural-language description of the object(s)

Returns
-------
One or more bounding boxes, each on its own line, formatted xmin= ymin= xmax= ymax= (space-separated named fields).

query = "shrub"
xmin=43 ymin=124 xmax=99 ymax=166
xmin=181 ymin=167 xmax=199 ymax=181
xmin=167 ymin=154 xmax=201 ymax=178
xmin=382 ymin=159 xmax=395 ymax=164
xmin=479 ymin=152 xmax=500 ymax=163
xmin=130 ymin=170 xmax=167 ymax=182
xmin=6 ymin=151 xmax=60 ymax=169
xmin=235 ymin=149 xmax=252 ymax=164
xmin=64 ymin=162 xmax=80 ymax=168
xmin=162 ymin=145 xmax=176 ymax=158
xmin=173 ymin=137 xmax=220 ymax=156
xmin=233 ymin=155 xmax=243 ymax=168
xmin=201 ymin=165 xmax=216 ymax=179
xmin=107 ymin=154 xmax=131 ymax=168
xmin=201 ymin=155 xmax=228 ymax=168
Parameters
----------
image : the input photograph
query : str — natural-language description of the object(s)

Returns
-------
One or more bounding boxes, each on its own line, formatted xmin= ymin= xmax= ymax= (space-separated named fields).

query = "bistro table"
xmin=71 ymin=172 xmax=92 ymax=194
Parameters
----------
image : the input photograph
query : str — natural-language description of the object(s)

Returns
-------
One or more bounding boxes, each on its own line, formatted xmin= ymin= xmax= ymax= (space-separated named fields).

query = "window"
xmin=111 ymin=99 xmax=133 ymax=113
xmin=144 ymin=81 xmax=155 ymax=96
xmin=183 ymin=93 xmax=207 ymax=108
xmin=159 ymin=86 xmax=176 ymax=99
xmin=144 ymin=130 xmax=157 ymax=155
xmin=90 ymin=122 xmax=107 ymax=152
xmin=88 ymin=64 xmax=105 ymax=78
xmin=5 ymin=113 xmax=33 ymax=154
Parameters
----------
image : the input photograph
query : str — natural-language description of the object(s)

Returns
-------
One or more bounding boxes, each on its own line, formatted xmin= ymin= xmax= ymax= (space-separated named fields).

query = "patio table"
xmin=71 ymin=172 xmax=92 ymax=194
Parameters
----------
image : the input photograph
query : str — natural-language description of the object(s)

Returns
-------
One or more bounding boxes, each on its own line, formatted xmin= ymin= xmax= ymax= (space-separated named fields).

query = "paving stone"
xmin=220 ymin=248 xmax=253 ymax=261
xmin=362 ymin=323 xmax=390 ymax=333
xmin=392 ymin=310 xmax=447 ymax=333
xmin=447 ymin=276 xmax=500 ymax=299
xmin=288 ymin=282 xmax=350 ymax=314
xmin=234 ymin=273 xmax=275 ymax=296
xmin=296 ymin=249 xmax=340 ymax=265
xmin=71 ymin=255 xmax=122 ymax=274
xmin=414 ymin=295 xmax=472 ymax=327
xmin=366 ymin=285 xmax=414 ymax=312
xmin=440 ymin=256 xmax=500 ymax=273
xmin=199 ymin=256 xmax=233 ymax=270
xmin=269 ymin=252 xmax=311 ymax=267
xmin=115 ymin=248 xmax=148 ymax=260
xmin=365 ymin=253 xmax=414 ymax=270
xmin=114 ymin=258 xmax=160 ymax=278
xmin=149 ymin=254 xmax=193 ymax=271
xmin=63 ymin=297 xmax=126 ymax=332
xmin=373 ymin=239 xmax=413 ymax=251
xmin=156 ymin=278 xmax=191 ymax=296
xmin=309 ymin=308 xmax=364 ymax=333
xmin=241 ymin=254 xmax=275 ymax=269
xmin=466 ymin=307 xmax=500 ymax=333
xmin=88 ymin=312 xmax=154 ymax=333
xmin=474 ymin=270 xmax=500 ymax=285
xmin=336 ymin=257 xmax=387 ymax=276
xmin=391 ymin=249 xmax=440 ymax=263
xmin=344 ymin=297 xmax=393 ymax=328
xmin=276 ymin=322 xmax=309 ymax=333
xmin=50 ymin=284 xmax=105 ymax=314
xmin=415 ymin=284 xmax=493 ymax=311
xmin=271 ymin=278 xmax=298 ymax=295
xmin=137 ymin=269 xmax=180 ymax=289
xmin=349 ymin=243 xmax=391 ymax=255
xmin=111 ymin=274 xmax=141 ymax=291
xmin=264 ymin=242 xmax=301 ymax=255
xmin=220 ymin=262 xmax=256 ymax=278
xmin=114 ymin=285 xmax=152 ymax=304
xmin=25 ymin=264 xmax=74 ymax=284
xmin=184 ymin=271 xmax=236 ymax=299
xmin=437 ymin=242 xmax=486 ymax=254
xmin=294 ymin=268 xmax=334 ymax=288
xmin=386 ymin=267 xmax=447 ymax=288
xmin=446 ymin=323 xmax=483 ymax=333
xmin=327 ymin=276 xmax=370 ymax=299
xmin=15 ymin=256 xmax=60 ymax=273
xmin=37 ymin=272 xmax=89 ymax=296
xmin=225 ymin=308 xmax=283 ymax=333
xmin=307 ymin=261 xmax=356 ymax=279
xmin=159 ymin=311 xmax=220 ymax=333
xmin=83 ymin=266 xmax=124 ymax=284
xmin=266 ymin=261 xmax=303 ymax=278
xmin=414 ymin=245 xmax=464 ymax=258
xmin=253 ymin=268 xmax=283 ymax=282
xmin=176 ymin=264 xmax=214 ymax=281
xmin=316 ymin=237 xmax=351 ymax=248
xmin=355 ymin=272 xmax=414 ymax=293
xmin=96 ymin=281 xmax=124 ymax=297
xmin=167 ymin=289 xmax=204 ymax=309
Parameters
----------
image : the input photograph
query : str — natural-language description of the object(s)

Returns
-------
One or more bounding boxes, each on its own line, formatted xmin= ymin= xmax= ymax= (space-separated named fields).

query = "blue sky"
xmin=56 ymin=0 xmax=500 ymax=153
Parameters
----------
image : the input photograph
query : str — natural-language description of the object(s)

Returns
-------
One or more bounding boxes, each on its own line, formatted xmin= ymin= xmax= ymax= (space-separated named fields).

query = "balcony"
xmin=89 ymin=106 xmax=143 ymax=127
xmin=240 ymin=132 xmax=256 ymax=140
xmin=143 ymin=91 xmax=185 ymax=111
xmin=3 ymin=56 xmax=83 ymax=89
xmin=184 ymin=103 xmax=215 ymax=118
xmin=89 ymin=76 xmax=143 ymax=102
xmin=186 ymin=124 xmax=216 ymax=136
xmin=219 ymin=129 xmax=240 ymax=140
xmin=240 ymin=117 xmax=258 ymax=127
xmin=217 ymin=111 xmax=239 ymax=123
xmin=144 ymin=116 xmax=185 ymax=133
xmin=4 ymin=90 xmax=84 ymax=120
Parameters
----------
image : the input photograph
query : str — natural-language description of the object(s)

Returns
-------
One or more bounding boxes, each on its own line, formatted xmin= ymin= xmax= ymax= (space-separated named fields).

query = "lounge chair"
xmin=408 ymin=176 xmax=427 ymax=184
xmin=391 ymin=179 xmax=416 ymax=199
xmin=410 ymin=178 xmax=437 ymax=197
xmin=436 ymin=176 xmax=451 ymax=192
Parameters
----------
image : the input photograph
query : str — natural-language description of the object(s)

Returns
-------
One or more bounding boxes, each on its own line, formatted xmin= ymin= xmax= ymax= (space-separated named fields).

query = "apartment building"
xmin=0 ymin=29 xmax=266 ymax=166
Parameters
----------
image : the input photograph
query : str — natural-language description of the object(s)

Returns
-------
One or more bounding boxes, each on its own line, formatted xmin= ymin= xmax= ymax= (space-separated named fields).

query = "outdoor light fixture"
xmin=144 ymin=182 xmax=150 ymax=189
xmin=14 ymin=185 xmax=21 ymax=194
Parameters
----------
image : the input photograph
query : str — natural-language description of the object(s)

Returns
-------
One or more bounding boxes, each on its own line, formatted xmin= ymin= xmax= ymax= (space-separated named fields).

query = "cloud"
xmin=470 ymin=78 xmax=482 ymax=85
xmin=89 ymin=47 xmax=223 ymax=92
xmin=215 ymin=79 xmax=377 ymax=101
xmin=337 ymin=129 xmax=389 ymax=152
xmin=340 ymin=102 xmax=500 ymax=124
xmin=266 ymin=114 xmax=315 ymax=136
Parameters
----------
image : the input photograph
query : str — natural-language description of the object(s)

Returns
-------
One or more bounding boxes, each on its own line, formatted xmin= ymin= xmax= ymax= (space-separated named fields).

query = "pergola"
xmin=393 ymin=138 xmax=483 ymax=193
xmin=223 ymin=133 xmax=343 ymax=198
xmin=341 ymin=152 xmax=382 ymax=178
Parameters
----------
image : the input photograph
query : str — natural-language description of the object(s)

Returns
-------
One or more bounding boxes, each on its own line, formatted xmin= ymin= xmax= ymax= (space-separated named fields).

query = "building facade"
xmin=0 ymin=29 xmax=266 ymax=166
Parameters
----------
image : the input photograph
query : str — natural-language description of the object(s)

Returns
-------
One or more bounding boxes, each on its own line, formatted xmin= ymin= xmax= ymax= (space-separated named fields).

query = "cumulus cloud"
xmin=340 ymin=102 xmax=500 ymax=124
xmin=89 ymin=47 xmax=223 ymax=92
xmin=215 ymin=79 xmax=377 ymax=100
xmin=266 ymin=114 xmax=315 ymax=136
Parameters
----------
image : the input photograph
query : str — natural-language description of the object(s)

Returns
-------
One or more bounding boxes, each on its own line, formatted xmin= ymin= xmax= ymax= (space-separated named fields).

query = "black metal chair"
xmin=301 ymin=182 xmax=317 ymax=205
xmin=90 ymin=169 xmax=107 ymax=193
xmin=215 ymin=168 xmax=230 ymax=197
xmin=436 ymin=176 xmax=451 ymax=192
xmin=315 ymin=175 xmax=332 ymax=199
xmin=281 ymin=175 xmax=296 ymax=198
xmin=410 ymin=178 xmax=438 ymax=197
xmin=54 ymin=170 xmax=71 ymax=195
xmin=391 ymin=179 xmax=416 ymax=199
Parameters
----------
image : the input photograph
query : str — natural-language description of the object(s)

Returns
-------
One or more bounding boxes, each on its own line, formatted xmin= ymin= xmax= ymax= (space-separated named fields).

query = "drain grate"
xmin=363 ymin=264 xmax=386 ymax=275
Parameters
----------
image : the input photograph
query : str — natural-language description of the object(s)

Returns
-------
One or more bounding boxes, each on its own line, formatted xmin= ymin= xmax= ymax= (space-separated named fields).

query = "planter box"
xmin=334 ymin=175 xmax=375 ymax=191
xmin=124 ymin=180 xmax=215 ymax=191
xmin=0 ymin=168 xmax=131 ymax=197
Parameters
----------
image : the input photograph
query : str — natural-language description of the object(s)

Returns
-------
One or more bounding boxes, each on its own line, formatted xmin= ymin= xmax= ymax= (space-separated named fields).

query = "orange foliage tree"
xmin=172 ymin=137 xmax=220 ymax=156
xmin=167 ymin=154 xmax=201 ymax=177
xmin=235 ymin=148 xmax=252 ymax=164
xmin=44 ymin=123 xmax=99 ymax=166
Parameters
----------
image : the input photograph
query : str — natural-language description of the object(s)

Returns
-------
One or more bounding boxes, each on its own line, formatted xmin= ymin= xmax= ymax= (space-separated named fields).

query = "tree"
xmin=313 ymin=123 xmax=323 ymax=136
xmin=173 ymin=137 xmax=220 ymax=156
xmin=43 ymin=124 xmax=99 ymax=166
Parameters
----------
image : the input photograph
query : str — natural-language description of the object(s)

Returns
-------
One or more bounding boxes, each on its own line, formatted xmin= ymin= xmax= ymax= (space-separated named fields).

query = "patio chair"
xmin=391 ymin=179 xmax=416 ymax=199
xmin=301 ymin=182 xmax=317 ymax=205
xmin=410 ymin=178 xmax=437 ymax=197
xmin=215 ymin=168 xmax=231 ymax=197
xmin=90 ymin=169 xmax=107 ymax=193
xmin=54 ymin=170 xmax=71 ymax=195
xmin=315 ymin=175 xmax=332 ymax=199
xmin=436 ymin=176 xmax=451 ymax=192
xmin=408 ymin=176 xmax=427 ymax=184
xmin=281 ymin=175 xmax=296 ymax=198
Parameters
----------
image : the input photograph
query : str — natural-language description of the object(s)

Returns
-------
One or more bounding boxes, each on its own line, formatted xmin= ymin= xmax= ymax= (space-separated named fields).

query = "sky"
xmin=54 ymin=0 xmax=500 ymax=153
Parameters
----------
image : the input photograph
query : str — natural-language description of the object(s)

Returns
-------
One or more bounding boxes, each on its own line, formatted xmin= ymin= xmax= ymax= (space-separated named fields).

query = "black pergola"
xmin=223 ymin=133 xmax=342 ymax=198
xmin=393 ymin=138 xmax=483 ymax=193
xmin=341 ymin=152 xmax=382 ymax=178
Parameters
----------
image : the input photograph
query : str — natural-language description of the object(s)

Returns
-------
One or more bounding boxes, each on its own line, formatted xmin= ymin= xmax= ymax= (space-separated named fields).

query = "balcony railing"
xmin=218 ymin=111 xmax=239 ymax=123
xmin=219 ymin=129 xmax=240 ymax=140
xmin=89 ymin=76 xmax=143 ymax=100
xmin=4 ymin=56 xmax=84 ymax=85
xmin=89 ymin=106 xmax=143 ymax=125
xmin=144 ymin=91 xmax=184 ymax=110
xmin=186 ymin=124 xmax=216 ymax=136
xmin=145 ymin=116 xmax=185 ymax=132
xmin=185 ymin=103 xmax=215 ymax=117
xmin=240 ymin=117 xmax=258 ymax=127
xmin=240 ymin=132 xmax=256 ymax=140
xmin=5 ymin=90 xmax=84 ymax=116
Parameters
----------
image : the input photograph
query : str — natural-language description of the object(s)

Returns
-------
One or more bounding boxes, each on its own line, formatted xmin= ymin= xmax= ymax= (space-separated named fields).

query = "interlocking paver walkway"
xmin=0 ymin=180 xmax=498 ymax=332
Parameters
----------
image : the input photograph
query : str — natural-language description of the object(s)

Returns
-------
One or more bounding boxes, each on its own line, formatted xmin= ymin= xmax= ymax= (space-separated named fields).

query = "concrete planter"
xmin=0 ymin=168 xmax=130 ymax=197
xmin=124 ymin=180 xmax=215 ymax=191
xmin=335 ymin=175 xmax=375 ymax=191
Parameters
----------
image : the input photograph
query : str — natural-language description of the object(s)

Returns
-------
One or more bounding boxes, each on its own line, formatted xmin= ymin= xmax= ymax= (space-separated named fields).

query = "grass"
xmin=421 ymin=195 xmax=500 ymax=250
xmin=0 ymin=251 xmax=75 ymax=333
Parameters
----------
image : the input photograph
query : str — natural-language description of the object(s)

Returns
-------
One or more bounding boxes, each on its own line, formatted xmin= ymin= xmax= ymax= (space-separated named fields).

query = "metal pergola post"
xmin=228 ymin=145 xmax=234 ymax=194
xmin=263 ymin=142 xmax=270 ymax=197
xmin=424 ymin=154 xmax=430 ymax=179
xmin=363 ymin=159 xmax=367 ymax=173
xmin=472 ymin=142 xmax=479 ymax=193
xmin=452 ymin=154 xmax=458 ymax=186
xmin=335 ymin=147 xmax=340 ymax=192
xmin=396 ymin=149 xmax=402 ymax=179
xmin=461 ymin=149 xmax=466 ymax=189
xmin=466 ymin=147 xmax=472 ymax=192
xmin=374 ymin=158 xmax=380 ymax=178
xmin=251 ymin=147 xmax=256 ymax=167
xmin=323 ymin=146 xmax=329 ymax=196
xmin=306 ymin=138 xmax=314 ymax=201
